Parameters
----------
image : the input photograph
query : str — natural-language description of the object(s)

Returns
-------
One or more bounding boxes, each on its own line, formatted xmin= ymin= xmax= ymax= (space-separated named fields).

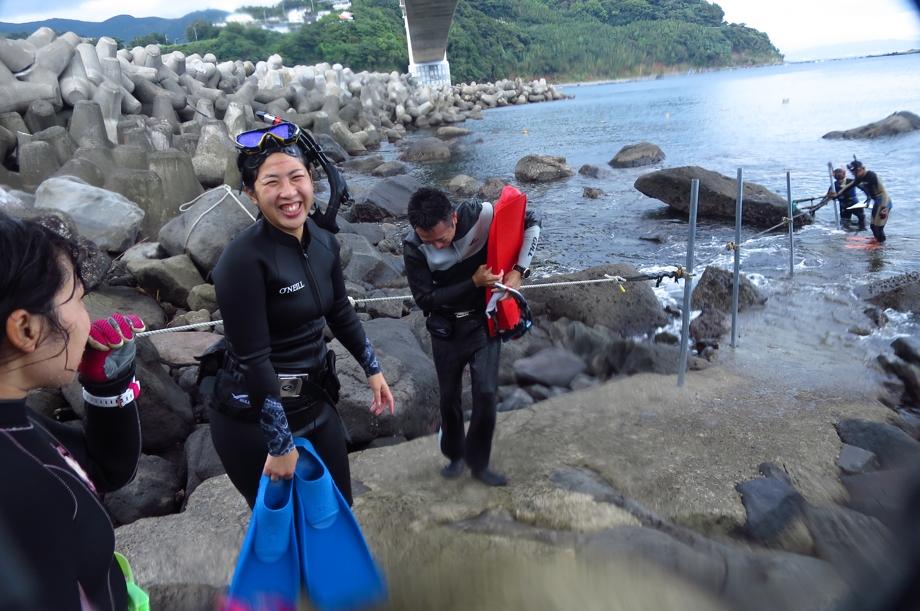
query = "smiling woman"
xmin=206 ymin=123 xmax=395 ymax=511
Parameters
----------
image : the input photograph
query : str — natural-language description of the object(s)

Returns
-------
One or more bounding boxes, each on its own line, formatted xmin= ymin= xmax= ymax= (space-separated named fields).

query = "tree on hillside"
xmin=186 ymin=20 xmax=221 ymax=42
xmin=179 ymin=22 xmax=283 ymax=61
xmin=129 ymin=32 xmax=169 ymax=47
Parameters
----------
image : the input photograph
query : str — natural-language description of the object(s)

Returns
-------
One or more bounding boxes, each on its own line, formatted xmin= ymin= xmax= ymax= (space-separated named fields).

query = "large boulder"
xmin=854 ymin=272 xmax=920 ymax=314
xmin=83 ymin=285 xmax=168 ymax=331
xmin=524 ymin=264 xmax=668 ymax=336
xmin=513 ymin=347 xmax=587 ymax=388
xmin=608 ymin=142 xmax=665 ymax=168
xmin=823 ymin=111 xmax=920 ymax=139
xmin=447 ymin=174 xmax=481 ymax=197
xmin=104 ymin=455 xmax=185 ymax=526
xmin=398 ymin=136 xmax=450 ymax=163
xmin=148 ymin=331 xmax=221 ymax=367
xmin=104 ymin=169 xmax=167 ymax=240
xmin=133 ymin=337 xmax=195 ymax=453
xmin=735 ymin=477 xmax=807 ymax=542
xmin=158 ymin=187 xmax=258 ymax=274
xmin=836 ymin=418 xmax=920 ymax=469
xmin=338 ymin=233 xmax=404 ymax=286
xmin=115 ymin=476 xmax=248 ymax=611
xmin=126 ymin=254 xmax=206 ymax=309
xmin=514 ymin=154 xmax=575 ymax=182
xmin=691 ymin=266 xmax=768 ymax=312
xmin=332 ymin=317 xmax=440 ymax=444
xmin=183 ymin=425 xmax=226 ymax=506
xmin=352 ymin=174 xmax=423 ymax=222
xmin=635 ymin=166 xmax=813 ymax=229
xmin=33 ymin=176 xmax=144 ymax=252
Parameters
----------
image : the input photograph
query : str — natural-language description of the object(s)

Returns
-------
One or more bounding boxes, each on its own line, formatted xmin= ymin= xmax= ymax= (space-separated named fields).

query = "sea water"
xmin=378 ymin=55 xmax=920 ymax=353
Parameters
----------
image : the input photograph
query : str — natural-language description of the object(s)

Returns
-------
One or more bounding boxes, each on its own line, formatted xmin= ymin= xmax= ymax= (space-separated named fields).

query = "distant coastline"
xmin=555 ymin=49 xmax=919 ymax=89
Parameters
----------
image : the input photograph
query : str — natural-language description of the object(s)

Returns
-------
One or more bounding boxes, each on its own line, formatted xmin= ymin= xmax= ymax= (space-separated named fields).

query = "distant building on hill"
xmin=218 ymin=13 xmax=256 ymax=25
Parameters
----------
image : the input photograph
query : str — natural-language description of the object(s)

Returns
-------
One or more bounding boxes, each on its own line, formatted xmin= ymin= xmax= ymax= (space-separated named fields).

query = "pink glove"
xmin=78 ymin=314 xmax=145 ymax=385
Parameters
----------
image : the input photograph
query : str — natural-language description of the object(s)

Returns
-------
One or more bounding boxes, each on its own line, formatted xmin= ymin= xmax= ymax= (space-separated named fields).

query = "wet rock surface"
xmin=635 ymin=165 xmax=813 ymax=229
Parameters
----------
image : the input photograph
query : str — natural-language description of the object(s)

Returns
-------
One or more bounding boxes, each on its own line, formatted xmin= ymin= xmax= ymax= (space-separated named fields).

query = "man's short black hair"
xmin=407 ymin=187 xmax=454 ymax=231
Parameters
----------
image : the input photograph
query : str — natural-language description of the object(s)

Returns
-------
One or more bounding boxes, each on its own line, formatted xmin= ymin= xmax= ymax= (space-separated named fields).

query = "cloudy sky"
xmin=1 ymin=0 xmax=918 ymax=57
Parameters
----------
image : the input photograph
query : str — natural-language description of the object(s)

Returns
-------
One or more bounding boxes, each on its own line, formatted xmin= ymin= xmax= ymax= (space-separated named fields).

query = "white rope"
xmin=350 ymin=274 xmax=630 ymax=305
xmin=136 ymin=274 xmax=661 ymax=337
xmin=180 ymin=185 xmax=257 ymax=251
xmin=137 ymin=320 xmax=223 ymax=337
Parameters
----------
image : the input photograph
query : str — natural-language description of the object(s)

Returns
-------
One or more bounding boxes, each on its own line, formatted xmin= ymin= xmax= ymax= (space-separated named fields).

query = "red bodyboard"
xmin=486 ymin=186 xmax=526 ymax=337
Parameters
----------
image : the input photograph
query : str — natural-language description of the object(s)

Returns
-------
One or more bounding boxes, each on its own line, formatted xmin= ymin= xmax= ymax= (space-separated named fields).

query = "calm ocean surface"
xmin=369 ymin=54 xmax=920 ymax=352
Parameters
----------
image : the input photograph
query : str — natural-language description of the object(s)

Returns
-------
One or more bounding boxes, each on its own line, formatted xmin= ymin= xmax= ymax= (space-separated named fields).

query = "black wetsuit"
xmin=839 ymin=170 xmax=892 ymax=242
xmin=835 ymin=177 xmax=865 ymax=228
xmin=0 ymin=378 xmax=141 ymax=611
xmin=404 ymin=201 xmax=539 ymax=473
xmin=212 ymin=215 xmax=379 ymax=508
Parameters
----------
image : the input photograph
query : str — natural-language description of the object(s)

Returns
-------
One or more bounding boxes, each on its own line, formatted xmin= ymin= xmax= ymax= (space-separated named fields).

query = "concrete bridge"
xmin=399 ymin=0 xmax=458 ymax=86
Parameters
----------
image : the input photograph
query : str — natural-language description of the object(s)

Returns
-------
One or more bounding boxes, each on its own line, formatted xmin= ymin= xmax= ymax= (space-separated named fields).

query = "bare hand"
xmin=499 ymin=269 xmax=523 ymax=300
xmin=368 ymin=372 xmax=395 ymax=416
xmin=263 ymin=448 xmax=299 ymax=481
xmin=473 ymin=265 xmax=502 ymax=288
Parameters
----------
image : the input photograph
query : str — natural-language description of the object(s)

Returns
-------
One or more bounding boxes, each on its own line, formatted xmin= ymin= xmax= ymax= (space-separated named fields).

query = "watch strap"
xmin=82 ymin=378 xmax=141 ymax=408
xmin=512 ymin=264 xmax=531 ymax=278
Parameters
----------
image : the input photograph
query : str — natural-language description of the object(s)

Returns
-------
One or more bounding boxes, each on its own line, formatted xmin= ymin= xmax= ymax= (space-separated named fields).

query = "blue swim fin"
xmin=293 ymin=437 xmax=388 ymax=611
xmin=225 ymin=475 xmax=301 ymax=611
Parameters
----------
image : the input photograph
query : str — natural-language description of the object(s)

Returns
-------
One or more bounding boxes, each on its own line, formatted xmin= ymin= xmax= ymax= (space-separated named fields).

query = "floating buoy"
xmin=523 ymin=130 xmax=529 ymax=134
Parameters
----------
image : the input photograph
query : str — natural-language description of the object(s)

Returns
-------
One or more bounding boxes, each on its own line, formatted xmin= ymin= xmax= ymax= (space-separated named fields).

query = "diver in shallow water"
xmin=831 ymin=165 xmax=866 ymax=230
xmin=836 ymin=159 xmax=892 ymax=243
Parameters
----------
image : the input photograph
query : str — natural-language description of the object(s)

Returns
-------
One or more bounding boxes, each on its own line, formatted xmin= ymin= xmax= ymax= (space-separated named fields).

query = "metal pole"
xmin=731 ymin=168 xmax=743 ymax=348
xmin=827 ymin=162 xmax=839 ymax=229
xmin=787 ymin=171 xmax=795 ymax=277
xmin=678 ymin=179 xmax=699 ymax=388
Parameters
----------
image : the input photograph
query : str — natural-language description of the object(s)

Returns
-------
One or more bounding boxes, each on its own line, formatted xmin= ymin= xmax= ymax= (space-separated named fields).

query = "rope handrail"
xmin=180 ymin=185 xmax=257 ymax=251
xmin=135 ymin=269 xmax=686 ymax=337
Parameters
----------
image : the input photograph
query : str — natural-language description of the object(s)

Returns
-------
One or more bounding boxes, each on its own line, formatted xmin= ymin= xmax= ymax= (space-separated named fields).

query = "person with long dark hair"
xmin=210 ymin=123 xmax=395 ymax=509
xmin=0 ymin=214 xmax=144 ymax=610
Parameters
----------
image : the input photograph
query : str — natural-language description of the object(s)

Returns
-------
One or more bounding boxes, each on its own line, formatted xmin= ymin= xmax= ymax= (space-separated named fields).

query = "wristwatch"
xmin=512 ymin=264 xmax=531 ymax=279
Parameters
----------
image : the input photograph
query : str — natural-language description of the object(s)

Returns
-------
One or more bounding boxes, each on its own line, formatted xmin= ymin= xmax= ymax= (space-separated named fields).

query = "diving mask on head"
xmin=234 ymin=111 xmax=351 ymax=234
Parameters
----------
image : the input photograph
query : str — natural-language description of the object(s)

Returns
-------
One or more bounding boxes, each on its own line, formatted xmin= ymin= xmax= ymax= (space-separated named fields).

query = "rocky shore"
xmin=3 ymin=25 xmax=920 ymax=611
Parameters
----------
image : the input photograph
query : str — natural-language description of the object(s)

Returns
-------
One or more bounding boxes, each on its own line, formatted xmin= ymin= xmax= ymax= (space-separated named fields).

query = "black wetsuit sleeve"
xmin=322 ymin=238 xmax=381 ymax=377
xmin=214 ymin=243 xmax=281 ymax=413
xmin=404 ymin=240 xmax=478 ymax=312
xmin=838 ymin=174 xmax=866 ymax=196
xmin=41 ymin=403 xmax=142 ymax=493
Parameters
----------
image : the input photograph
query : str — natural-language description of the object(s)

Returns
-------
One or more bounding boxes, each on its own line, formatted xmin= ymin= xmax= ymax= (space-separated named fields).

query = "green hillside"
xmin=172 ymin=0 xmax=782 ymax=83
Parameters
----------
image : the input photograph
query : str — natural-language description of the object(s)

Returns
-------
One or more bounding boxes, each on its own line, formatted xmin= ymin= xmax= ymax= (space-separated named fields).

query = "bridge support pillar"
xmin=408 ymin=60 xmax=451 ymax=86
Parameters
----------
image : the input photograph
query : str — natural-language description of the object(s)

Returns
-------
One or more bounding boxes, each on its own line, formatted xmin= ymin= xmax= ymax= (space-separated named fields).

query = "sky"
xmin=0 ymin=0 xmax=919 ymax=59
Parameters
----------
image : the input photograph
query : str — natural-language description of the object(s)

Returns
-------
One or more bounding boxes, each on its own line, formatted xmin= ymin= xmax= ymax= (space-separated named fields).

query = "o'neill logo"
xmin=279 ymin=281 xmax=305 ymax=294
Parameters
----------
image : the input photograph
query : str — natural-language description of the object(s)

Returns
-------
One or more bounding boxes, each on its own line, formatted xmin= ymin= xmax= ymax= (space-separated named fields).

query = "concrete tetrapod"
xmin=76 ymin=43 xmax=105 ymax=86
xmin=70 ymin=100 xmax=114 ymax=148
xmin=0 ymin=37 xmax=36 ymax=72
xmin=99 ymin=57 xmax=142 ymax=115
xmin=92 ymin=82 xmax=124 ymax=144
xmin=18 ymin=38 xmax=74 ymax=110
xmin=59 ymin=51 xmax=94 ymax=106
xmin=0 ymin=62 xmax=56 ymax=115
